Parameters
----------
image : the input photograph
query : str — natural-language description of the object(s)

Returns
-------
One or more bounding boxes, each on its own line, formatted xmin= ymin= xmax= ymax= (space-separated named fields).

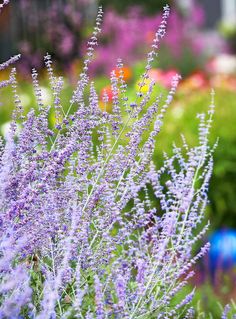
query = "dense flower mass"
xmin=0 ymin=4 xmax=218 ymax=318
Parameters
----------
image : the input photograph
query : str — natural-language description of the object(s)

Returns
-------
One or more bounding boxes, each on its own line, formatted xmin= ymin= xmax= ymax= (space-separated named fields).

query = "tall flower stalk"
xmin=0 ymin=4 xmax=217 ymax=318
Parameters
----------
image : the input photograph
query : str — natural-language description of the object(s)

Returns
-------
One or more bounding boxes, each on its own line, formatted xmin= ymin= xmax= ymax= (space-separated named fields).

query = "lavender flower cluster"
xmin=0 ymin=5 xmax=217 ymax=319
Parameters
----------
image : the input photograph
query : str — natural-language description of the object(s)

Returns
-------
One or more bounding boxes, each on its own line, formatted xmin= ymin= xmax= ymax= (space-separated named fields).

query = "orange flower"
xmin=113 ymin=66 xmax=132 ymax=82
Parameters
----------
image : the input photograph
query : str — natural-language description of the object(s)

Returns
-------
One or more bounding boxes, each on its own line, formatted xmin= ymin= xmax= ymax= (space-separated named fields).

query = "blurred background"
xmin=1 ymin=0 xmax=236 ymax=317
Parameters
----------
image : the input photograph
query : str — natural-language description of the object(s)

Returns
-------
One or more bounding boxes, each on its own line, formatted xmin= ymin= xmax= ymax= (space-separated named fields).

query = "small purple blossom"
xmin=0 ymin=54 xmax=21 ymax=71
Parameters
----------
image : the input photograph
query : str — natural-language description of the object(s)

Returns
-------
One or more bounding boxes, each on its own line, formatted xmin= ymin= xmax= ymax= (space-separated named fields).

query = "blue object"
xmin=209 ymin=228 xmax=236 ymax=273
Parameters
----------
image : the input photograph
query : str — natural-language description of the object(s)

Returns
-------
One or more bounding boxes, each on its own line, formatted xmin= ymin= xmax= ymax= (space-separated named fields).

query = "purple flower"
xmin=0 ymin=3 xmax=217 ymax=318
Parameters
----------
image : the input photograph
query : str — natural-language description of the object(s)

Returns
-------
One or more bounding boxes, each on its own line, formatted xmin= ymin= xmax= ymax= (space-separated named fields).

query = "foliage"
xmin=185 ymin=282 xmax=236 ymax=319
xmin=220 ymin=22 xmax=236 ymax=54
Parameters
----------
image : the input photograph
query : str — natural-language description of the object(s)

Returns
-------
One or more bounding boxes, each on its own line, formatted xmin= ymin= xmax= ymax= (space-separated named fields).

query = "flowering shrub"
xmin=13 ymin=0 xmax=95 ymax=74
xmin=90 ymin=2 xmax=206 ymax=76
xmin=0 ymin=4 xmax=222 ymax=318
